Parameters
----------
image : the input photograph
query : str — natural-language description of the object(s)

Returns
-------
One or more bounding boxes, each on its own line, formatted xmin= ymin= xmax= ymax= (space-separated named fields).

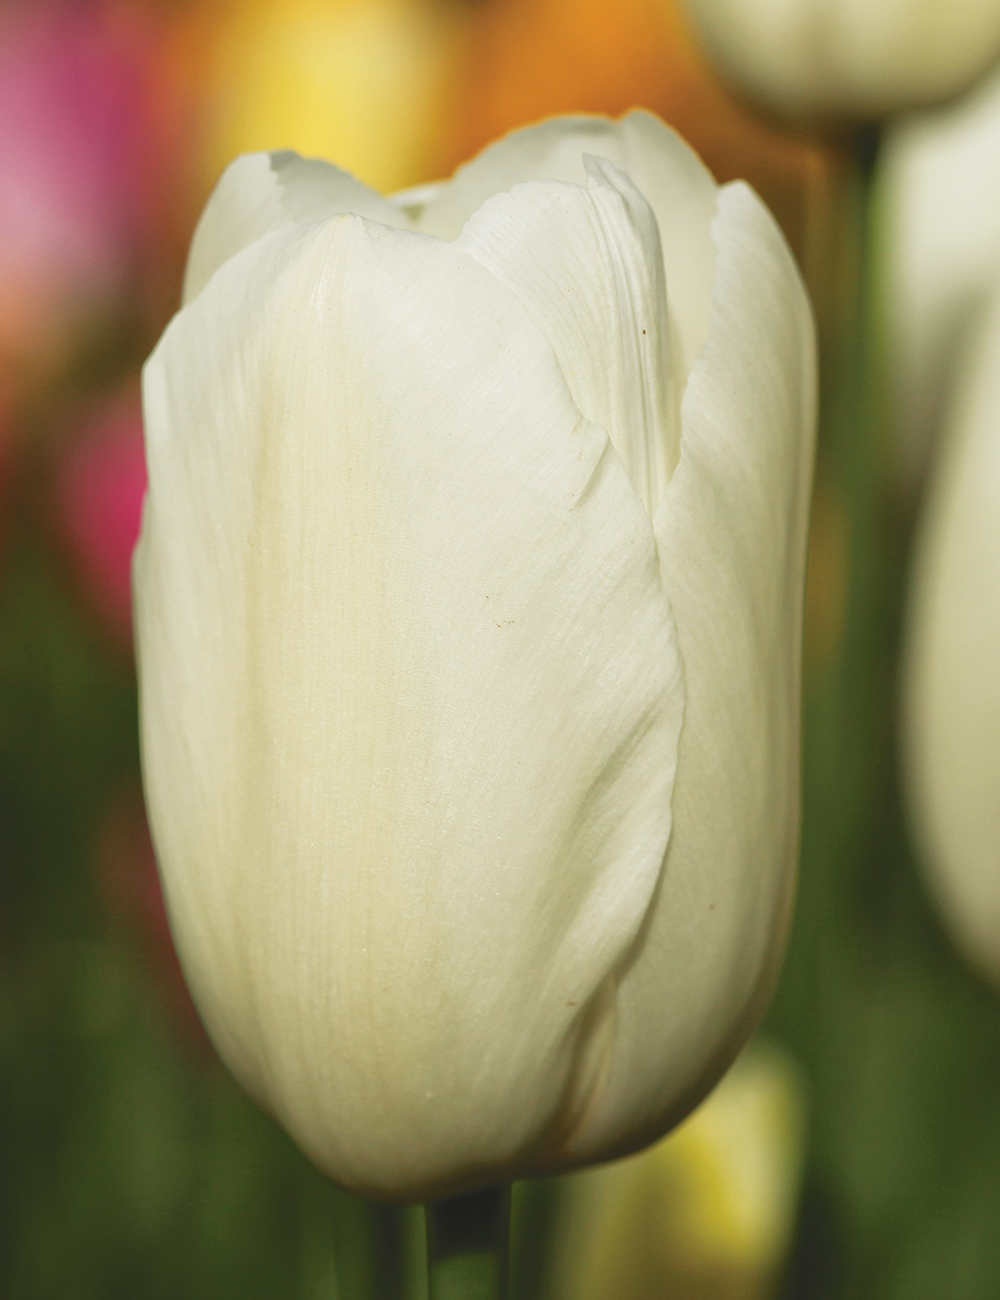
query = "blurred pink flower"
xmin=0 ymin=1 xmax=158 ymax=375
xmin=53 ymin=384 xmax=145 ymax=639
xmin=0 ymin=400 xmax=10 ymax=558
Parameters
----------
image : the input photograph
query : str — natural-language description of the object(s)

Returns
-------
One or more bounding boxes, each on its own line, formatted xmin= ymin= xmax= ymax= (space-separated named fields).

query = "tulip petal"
xmin=137 ymin=214 xmax=684 ymax=1198
xmin=389 ymin=179 xmax=446 ymax=223
xmin=904 ymin=284 xmax=1000 ymax=986
xmin=562 ymin=181 xmax=815 ymax=1167
xmin=418 ymin=111 xmax=717 ymax=386
xmin=182 ymin=149 xmax=409 ymax=305
xmin=458 ymin=156 xmax=677 ymax=515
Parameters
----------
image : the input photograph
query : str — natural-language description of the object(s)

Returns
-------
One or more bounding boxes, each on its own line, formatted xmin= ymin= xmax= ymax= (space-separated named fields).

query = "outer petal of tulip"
xmin=881 ymin=65 xmax=1000 ymax=489
xmin=135 ymin=112 xmax=815 ymax=1199
xmin=904 ymin=280 xmax=1000 ymax=987
xmin=137 ymin=211 xmax=684 ymax=1200
xmin=678 ymin=0 xmax=1000 ymax=121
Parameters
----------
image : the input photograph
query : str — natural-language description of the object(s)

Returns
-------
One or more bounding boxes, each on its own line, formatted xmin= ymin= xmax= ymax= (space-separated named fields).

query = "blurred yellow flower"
xmin=548 ymin=1040 xmax=806 ymax=1300
xmin=191 ymin=0 xmax=465 ymax=197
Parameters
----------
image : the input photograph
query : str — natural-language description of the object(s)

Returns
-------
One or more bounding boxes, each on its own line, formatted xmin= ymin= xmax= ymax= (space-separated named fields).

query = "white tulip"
xmin=881 ymin=65 xmax=1000 ymax=489
xmin=134 ymin=111 xmax=815 ymax=1201
xmin=904 ymin=277 xmax=1000 ymax=987
xmin=679 ymin=0 xmax=1000 ymax=121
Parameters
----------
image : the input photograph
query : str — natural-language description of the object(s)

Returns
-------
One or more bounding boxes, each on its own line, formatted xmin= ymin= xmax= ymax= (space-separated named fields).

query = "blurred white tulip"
xmin=679 ymin=0 xmax=1000 ymax=121
xmin=904 ymin=275 xmax=1000 ymax=987
xmin=134 ymin=111 xmax=815 ymax=1201
xmin=881 ymin=65 xmax=1000 ymax=489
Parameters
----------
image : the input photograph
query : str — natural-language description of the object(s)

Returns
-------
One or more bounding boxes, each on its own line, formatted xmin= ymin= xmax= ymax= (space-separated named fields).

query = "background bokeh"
xmin=2 ymin=1 xmax=999 ymax=1296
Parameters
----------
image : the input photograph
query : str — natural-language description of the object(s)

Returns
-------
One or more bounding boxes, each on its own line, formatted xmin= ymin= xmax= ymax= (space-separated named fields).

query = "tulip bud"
xmin=904 ymin=275 xmax=1000 ymax=987
xmin=677 ymin=0 xmax=1000 ymax=122
xmin=881 ymin=65 xmax=1000 ymax=489
xmin=134 ymin=111 xmax=815 ymax=1201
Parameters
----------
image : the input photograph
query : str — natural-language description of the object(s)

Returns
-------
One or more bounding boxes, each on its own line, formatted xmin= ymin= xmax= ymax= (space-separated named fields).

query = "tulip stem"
xmin=371 ymin=1203 xmax=409 ymax=1300
xmin=426 ymin=1186 xmax=510 ymax=1300
xmin=766 ymin=121 xmax=894 ymax=1272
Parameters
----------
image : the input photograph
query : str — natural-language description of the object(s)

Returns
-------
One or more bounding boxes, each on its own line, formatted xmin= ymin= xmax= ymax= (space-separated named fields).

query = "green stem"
xmin=767 ymin=124 xmax=893 ymax=1279
xmin=426 ymin=1186 xmax=510 ymax=1300
xmin=779 ymin=124 xmax=890 ymax=988
xmin=823 ymin=125 xmax=889 ymax=826
xmin=371 ymin=1204 xmax=408 ymax=1300
xmin=822 ymin=128 xmax=891 ymax=923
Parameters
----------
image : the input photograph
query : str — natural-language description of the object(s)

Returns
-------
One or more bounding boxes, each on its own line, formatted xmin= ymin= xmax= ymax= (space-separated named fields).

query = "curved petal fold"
xmin=563 ymin=181 xmax=815 ymax=1167
xmin=458 ymin=157 xmax=677 ymax=514
xmin=418 ymin=111 xmax=717 ymax=386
